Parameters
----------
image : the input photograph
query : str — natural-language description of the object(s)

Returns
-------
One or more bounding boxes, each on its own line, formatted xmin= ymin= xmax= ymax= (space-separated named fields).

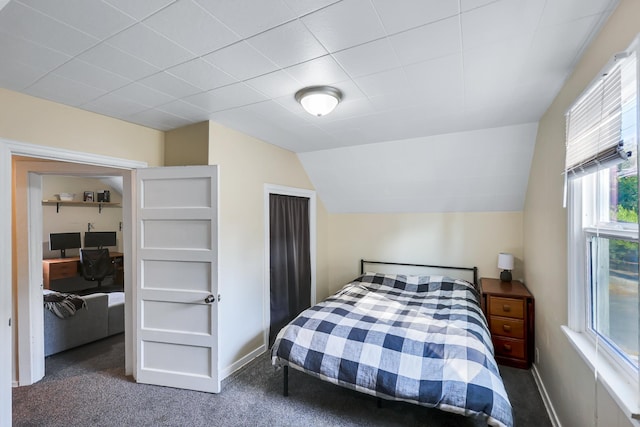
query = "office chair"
xmin=80 ymin=248 xmax=113 ymax=288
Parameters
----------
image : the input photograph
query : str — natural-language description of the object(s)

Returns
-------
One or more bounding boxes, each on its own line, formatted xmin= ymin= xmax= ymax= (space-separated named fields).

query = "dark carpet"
xmin=13 ymin=334 xmax=551 ymax=426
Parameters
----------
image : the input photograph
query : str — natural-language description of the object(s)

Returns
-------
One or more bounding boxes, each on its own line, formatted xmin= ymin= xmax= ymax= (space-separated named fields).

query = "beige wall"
xmin=327 ymin=212 xmax=523 ymax=294
xmin=207 ymin=121 xmax=329 ymax=374
xmin=0 ymin=89 xmax=164 ymax=166
xmin=523 ymin=1 xmax=640 ymax=426
xmin=164 ymin=121 xmax=209 ymax=166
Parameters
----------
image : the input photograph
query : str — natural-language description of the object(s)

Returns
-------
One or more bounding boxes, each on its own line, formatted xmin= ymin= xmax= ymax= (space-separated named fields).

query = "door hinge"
xmin=8 ymin=318 xmax=11 ymax=327
xmin=218 ymin=294 xmax=221 ymax=302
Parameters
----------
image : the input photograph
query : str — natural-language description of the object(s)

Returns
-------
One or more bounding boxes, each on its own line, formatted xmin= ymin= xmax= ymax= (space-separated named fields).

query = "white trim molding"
xmin=0 ymin=137 xmax=147 ymax=427
xmin=531 ymin=363 xmax=562 ymax=427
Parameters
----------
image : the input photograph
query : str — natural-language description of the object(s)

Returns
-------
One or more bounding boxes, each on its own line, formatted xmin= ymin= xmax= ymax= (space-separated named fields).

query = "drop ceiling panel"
xmin=333 ymin=38 xmax=401 ymax=78
xmin=247 ymin=20 xmax=328 ymax=68
xmin=24 ymin=73 xmax=106 ymax=106
xmin=202 ymin=41 xmax=279 ymax=81
xmin=103 ymin=0 xmax=176 ymax=20
xmin=17 ymin=0 xmax=135 ymax=39
xmin=53 ymin=59 xmax=131 ymax=92
xmin=193 ymin=0 xmax=295 ymax=38
xmin=0 ymin=2 xmax=98 ymax=55
xmin=390 ymin=17 xmax=462 ymax=66
xmin=372 ymin=0 xmax=460 ymax=34
xmin=143 ymin=0 xmax=239 ymax=56
xmin=166 ymin=59 xmax=237 ymax=91
xmin=77 ymin=43 xmax=160 ymax=81
xmin=105 ymin=24 xmax=194 ymax=70
xmin=301 ymin=0 xmax=386 ymax=53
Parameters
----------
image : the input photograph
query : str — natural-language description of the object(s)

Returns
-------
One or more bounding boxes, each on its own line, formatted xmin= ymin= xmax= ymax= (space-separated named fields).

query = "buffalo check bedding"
xmin=271 ymin=273 xmax=513 ymax=427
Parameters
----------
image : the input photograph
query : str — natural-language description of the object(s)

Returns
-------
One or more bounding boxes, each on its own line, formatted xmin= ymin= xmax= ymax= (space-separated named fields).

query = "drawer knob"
xmin=502 ymin=324 xmax=512 ymax=332
xmin=503 ymin=344 xmax=512 ymax=352
xmin=502 ymin=304 xmax=511 ymax=312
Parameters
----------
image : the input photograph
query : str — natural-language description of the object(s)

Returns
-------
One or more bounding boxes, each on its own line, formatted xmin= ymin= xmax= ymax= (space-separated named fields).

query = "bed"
xmin=271 ymin=260 xmax=513 ymax=427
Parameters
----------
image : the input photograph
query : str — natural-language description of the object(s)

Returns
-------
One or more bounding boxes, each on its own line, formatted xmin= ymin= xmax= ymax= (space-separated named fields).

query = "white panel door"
xmin=135 ymin=165 xmax=219 ymax=393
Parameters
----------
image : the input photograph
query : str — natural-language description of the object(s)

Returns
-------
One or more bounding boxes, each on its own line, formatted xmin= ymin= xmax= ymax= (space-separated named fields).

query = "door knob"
xmin=204 ymin=295 xmax=215 ymax=304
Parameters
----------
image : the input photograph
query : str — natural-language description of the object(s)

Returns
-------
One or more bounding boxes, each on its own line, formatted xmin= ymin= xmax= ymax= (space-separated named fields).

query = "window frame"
xmin=565 ymin=35 xmax=640 ymax=420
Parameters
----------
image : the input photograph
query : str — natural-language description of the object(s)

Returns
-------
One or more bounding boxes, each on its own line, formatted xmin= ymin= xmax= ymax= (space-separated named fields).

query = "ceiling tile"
xmin=83 ymin=93 xmax=149 ymax=117
xmin=302 ymin=0 xmax=387 ymax=52
xmin=24 ymin=73 xmax=106 ymax=106
xmin=202 ymin=41 xmax=279 ymax=81
xmin=129 ymin=108 xmax=192 ymax=130
xmin=193 ymin=0 xmax=295 ymax=38
xmin=111 ymin=82 xmax=174 ymax=107
xmin=0 ymin=2 xmax=98 ymax=55
xmin=461 ymin=0 xmax=545 ymax=51
xmin=0 ymin=32 xmax=71 ymax=72
xmin=18 ymin=0 xmax=135 ymax=39
xmin=156 ymin=99 xmax=210 ymax=121
xmin=77 ymin=43 xmax=160 ymax=80
xmin=539 ymin=0 xmax=617 ymax=27
xmin=284 ymin=55 xmax=349 ymax=87
xmin=354 ymin=68 xmax=409 ymax=98
xmin=143 ymin=0 xmax=239 ymax=56
xmin=53 ymin=59 xmax=131 ymax=92
xmin=281 ymin=0 xmax=340 ymax=16
xmin=0 ymin=59 xmax=49 ymax=91
xmin=137 ymin=72 xmax=201 ymax=98
xmin=372 ymin=0 xmax=459 ymax=34
xmin=166 ymin=58 xmax=237 ymax=91
xmin=102 ymin=0 xmax=176 ymax=20
xmin=106 ymin=23 xmax=194 ymax=69
xmin=333 ymin=38 xmax=401 ymax=78
xmin=183 ymin=82 xmax=267 ymax=113
xmin=390 ymin=16 xmax=461 ymax=66
xmin=248 ymin=20 xmax=328 ymax=68
xmin=245 ymin=70 xmax=301 ymax=98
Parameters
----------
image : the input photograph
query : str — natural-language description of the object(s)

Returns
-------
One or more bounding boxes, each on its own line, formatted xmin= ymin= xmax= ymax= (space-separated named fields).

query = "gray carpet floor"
xmin=13 ymin=334 xmax=552 ymax=426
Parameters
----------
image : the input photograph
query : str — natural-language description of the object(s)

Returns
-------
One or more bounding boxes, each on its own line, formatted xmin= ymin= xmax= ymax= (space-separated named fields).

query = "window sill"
xmin=562 ymin=326 xmax=639 ymax=421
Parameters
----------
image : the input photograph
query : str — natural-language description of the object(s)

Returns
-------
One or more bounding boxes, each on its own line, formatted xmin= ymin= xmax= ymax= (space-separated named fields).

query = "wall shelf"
xmin=42 ymin=200 xmax=121 ymax=213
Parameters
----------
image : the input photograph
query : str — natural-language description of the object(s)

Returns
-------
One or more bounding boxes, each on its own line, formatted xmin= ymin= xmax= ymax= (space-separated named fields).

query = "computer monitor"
xmin=84 ymin=231 xmax=117 ymax=249
xmin=49 ymin=232 xmax=81 ymax=258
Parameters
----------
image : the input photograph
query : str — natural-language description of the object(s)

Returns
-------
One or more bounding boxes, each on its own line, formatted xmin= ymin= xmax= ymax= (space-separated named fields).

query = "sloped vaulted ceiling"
xmin=0 ymin=0 xmax=619 ymax=212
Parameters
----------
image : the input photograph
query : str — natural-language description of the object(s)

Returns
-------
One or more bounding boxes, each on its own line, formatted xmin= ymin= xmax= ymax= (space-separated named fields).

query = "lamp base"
xmin=500 ymin=270 xmax=512 ymax=282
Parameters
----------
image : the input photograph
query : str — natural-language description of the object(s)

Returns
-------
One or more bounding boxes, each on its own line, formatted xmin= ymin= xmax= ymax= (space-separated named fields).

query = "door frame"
xmin=0 ymin=138 xmax=146 ymax=425
xmin=263 ymin=184 xmax=316 ymax=349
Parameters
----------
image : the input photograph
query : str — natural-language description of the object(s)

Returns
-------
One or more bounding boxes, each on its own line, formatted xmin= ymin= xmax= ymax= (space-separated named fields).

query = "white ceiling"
xmin=0 ymin=0 xmax=619 ymax=212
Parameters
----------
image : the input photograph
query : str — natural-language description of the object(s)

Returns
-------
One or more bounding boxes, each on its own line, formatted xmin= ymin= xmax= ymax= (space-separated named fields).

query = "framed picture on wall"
xmin=83 ymin=191 xmax=94 ymax=202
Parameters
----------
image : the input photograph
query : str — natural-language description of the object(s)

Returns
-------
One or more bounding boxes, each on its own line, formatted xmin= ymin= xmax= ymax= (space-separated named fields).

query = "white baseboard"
xmin=531 ymin=363 xmax=562 ymax=427
xmin=220 ymin=344 xmax=267 ymax=381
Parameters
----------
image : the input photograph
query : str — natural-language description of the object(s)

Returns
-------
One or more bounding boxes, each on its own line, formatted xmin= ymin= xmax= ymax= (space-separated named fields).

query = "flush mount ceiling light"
xmin=295 ymin=86 xmax=342 ymax=117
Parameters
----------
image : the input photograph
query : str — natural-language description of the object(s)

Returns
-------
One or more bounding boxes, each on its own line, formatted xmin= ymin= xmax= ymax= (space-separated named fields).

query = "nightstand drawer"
xmin=493 ymin=337 xmax=526 ymax=360
xmin=489 ymin=296 xmax=524 ymax=319
xmin=49 ymin=262 xmax=78 ymax=280
xmin=490 ymin=316 xmax=525 ymax=339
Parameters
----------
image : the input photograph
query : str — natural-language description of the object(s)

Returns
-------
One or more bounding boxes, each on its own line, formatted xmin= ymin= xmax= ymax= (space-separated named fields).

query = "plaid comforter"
xmin=271 ymin=273 xmax=513 ymax=427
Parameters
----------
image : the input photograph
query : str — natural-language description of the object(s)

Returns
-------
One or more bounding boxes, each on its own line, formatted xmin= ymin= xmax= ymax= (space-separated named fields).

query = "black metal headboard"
xmin=360 ymin=259 xmax=478 ymax=286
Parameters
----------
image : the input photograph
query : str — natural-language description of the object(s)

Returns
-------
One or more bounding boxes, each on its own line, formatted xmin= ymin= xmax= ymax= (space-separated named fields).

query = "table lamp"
xmin=498 ymin=253 xmax=514 ymax=282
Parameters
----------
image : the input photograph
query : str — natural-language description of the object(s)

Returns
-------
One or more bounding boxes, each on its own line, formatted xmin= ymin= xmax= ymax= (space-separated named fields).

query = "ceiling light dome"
xmin=295 ymin=86 xmax=342 ymax=117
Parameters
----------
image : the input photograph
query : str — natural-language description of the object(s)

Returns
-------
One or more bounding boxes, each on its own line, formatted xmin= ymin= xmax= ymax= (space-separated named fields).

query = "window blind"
xmin=565 ymin=53 xmax=636 ymax=179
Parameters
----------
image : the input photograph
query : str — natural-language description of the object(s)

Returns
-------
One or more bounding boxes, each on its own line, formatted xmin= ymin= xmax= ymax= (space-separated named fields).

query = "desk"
xmin=43 ymin=252 xmax=123 ymax=289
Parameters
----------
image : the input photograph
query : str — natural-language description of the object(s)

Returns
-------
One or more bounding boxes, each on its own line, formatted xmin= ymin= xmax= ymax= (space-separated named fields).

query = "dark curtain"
xmin=269 ymin=194 xmax=311 ymax=347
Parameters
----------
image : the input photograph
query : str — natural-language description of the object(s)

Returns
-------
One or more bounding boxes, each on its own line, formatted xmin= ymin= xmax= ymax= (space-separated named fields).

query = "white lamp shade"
xmin=498 ymin=253 xmax=514 ymax=270
xmin=295 ymin=86 xmax=342 ymax=117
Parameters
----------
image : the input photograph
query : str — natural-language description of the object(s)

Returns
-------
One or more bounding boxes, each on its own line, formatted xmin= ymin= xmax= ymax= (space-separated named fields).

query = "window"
xmin=566 ymin=37 xmax=639 ymax=416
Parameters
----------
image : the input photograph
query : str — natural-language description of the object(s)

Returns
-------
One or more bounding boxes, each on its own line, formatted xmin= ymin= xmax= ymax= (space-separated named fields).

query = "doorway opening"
xmin=10 ymin=151 xmax=141 ymax=390
xmin=263 ymin=185 xmax=316 ymax=349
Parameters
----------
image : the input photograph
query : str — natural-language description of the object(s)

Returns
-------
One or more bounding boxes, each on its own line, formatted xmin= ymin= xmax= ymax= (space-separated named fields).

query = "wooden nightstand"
xmin=480 ymin=277 xmax=534 ymax=369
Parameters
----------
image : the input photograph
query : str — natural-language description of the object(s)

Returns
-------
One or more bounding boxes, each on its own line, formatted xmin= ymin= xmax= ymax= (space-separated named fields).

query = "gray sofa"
xmin=44 ymin=291 xmax=124 ymax=356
